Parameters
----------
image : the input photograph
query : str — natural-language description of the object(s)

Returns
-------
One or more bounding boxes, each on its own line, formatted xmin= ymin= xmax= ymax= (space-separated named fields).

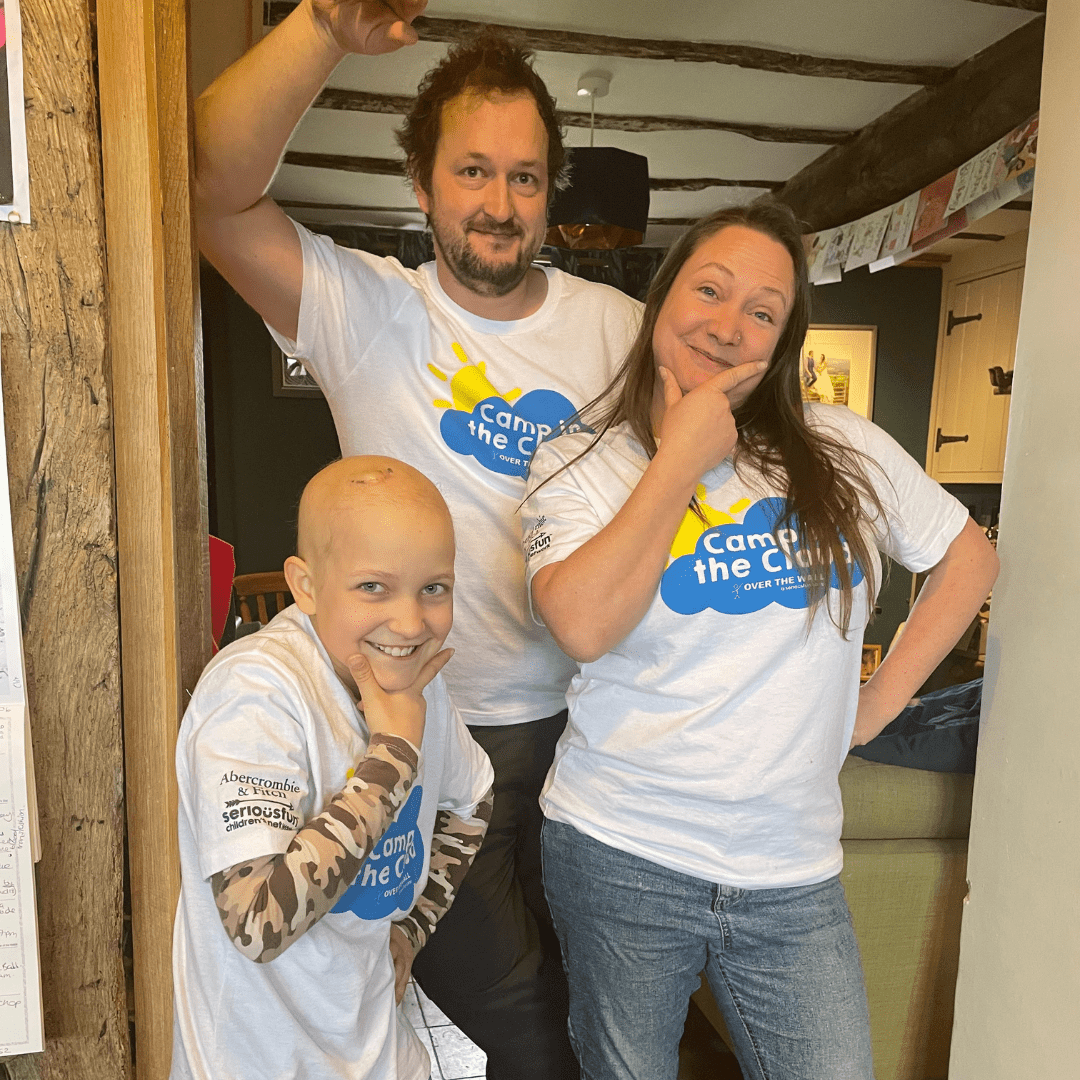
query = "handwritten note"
xmin=0 ymin=703 xmax=41 ymax=1055
xmin=0 ymin=334 xmax=42 ymax=1056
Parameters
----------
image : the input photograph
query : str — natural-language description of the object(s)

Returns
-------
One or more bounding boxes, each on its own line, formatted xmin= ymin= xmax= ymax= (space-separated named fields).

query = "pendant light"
xmin=545 ymin=71 xmax=650 ymax=250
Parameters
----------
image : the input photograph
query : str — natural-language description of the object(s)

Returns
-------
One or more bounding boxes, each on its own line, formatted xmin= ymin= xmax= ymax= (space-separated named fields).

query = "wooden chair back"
xmin=233 ymin=571 xmax=293 ymax=625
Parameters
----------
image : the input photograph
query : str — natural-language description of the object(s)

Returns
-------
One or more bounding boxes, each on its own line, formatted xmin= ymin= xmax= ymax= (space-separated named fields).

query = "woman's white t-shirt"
xmin=521 ymin=405 xmax=968 ymax=889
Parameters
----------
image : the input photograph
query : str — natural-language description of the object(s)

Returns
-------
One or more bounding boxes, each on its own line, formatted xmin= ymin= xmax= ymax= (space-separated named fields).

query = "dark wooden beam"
xmin=315 ymin=88 xmax=415 ymax=115
xmin=314 ymin=87 xmax=851 ymax=145
xmin=266 ymin=3 xmax=949 ymax=85
xmin=900 ymin=252 xmax=952 ymax=266
xmin=777 ymin=17 xmax=1044 ymax=231
xmin=281 ymin=150 xmax=782 ymax=191
xmin=968 ymin=0 xmax=1044 ymax=10
xmin=278 ymin=200 xmax=422 ymax=213
xmin=283 ymin=151 xmax=406 ymax=176
xmin=650 ymin=177 xmax=783 ymax=192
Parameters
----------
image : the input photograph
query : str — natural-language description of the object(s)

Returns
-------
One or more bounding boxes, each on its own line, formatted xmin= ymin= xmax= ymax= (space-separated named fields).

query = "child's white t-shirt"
xmin=170 ymin=607 xmax=493 ymax=1080
xmin=522 ymin=405 xmax=969 ymax=890
xmin=267 ymin=222 xmax=642 ymax=727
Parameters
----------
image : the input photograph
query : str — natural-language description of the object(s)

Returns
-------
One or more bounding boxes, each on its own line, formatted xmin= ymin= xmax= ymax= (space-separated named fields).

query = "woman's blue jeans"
xmin=542 ymin=819 xmax=874 ymax=1080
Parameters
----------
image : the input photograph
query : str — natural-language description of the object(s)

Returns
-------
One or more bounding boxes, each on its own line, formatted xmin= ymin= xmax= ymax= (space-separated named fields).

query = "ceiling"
xmin=265 ymin=0 xmax=1039 ymax=250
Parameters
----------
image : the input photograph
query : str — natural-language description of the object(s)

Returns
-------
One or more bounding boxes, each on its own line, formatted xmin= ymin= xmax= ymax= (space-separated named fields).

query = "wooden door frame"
xmin=98 ymin=1 xmax=210 ymax=1077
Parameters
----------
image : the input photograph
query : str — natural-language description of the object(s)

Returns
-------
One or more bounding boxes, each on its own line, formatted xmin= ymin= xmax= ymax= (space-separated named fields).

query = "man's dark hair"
xmin=396 ymin=28 xmax=567 ymax=203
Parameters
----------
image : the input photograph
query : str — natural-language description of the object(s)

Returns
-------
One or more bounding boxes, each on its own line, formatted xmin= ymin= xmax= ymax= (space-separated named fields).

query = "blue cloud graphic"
xmin=660 ymin=497 xmax=864 ymax=616
xmin=332 ymin=785 xmax=425 ymax=921
xmin=440 ymin=389 xmax=583 ymax=477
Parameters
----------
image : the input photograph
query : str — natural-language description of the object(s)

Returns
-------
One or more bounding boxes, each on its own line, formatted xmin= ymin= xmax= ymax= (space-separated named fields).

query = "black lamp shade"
xmin=546 ymin=147 xmax=650 ymax=249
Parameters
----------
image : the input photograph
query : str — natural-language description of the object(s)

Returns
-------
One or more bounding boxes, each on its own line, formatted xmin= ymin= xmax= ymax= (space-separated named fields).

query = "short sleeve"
xmin=427 ymin=677 xmax=494 ymax=816
xmin=179 ymin=658 xmax=315 ymax=880
xmin=264 ymin=219 xmax=418 ymax=399
xmin=520 ymin=438 xmax=608 ymax=626
xmin=843 ymin=413 xmax=969 ymax=572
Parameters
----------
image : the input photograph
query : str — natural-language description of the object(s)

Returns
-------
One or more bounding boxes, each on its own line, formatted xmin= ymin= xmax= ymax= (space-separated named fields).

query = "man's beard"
xmin=430 ymin=210 xmax=544 ymax=298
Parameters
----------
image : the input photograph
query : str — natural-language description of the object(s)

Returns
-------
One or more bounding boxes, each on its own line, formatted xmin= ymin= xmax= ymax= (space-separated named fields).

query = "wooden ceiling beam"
xmin=280 ymin=150 xmax=783 ymax=191
xmin=266 ymin=3 xmax=949 ymax=85
xmin=777 ymin=16 xmax=1044 ymax=231
xmin=314 ymin=87 xmax=852 ymax=145
xmin=278 ymin=200 xmax=422 ymax=213
xmin=283 ymin=151 xmax=405 ymax=176
xmin=968 ymin=0 xmax=1044 ymax=10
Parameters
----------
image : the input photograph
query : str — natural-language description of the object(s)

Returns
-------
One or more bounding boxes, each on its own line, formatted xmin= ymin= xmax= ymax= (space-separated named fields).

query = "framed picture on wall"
xmin=271 ymin=344 xmax=323 ymax=399
xmin=860 ymin=643 xmax=882 ymax=682
xmin=800 ymin=325 xmax=877 ymax=420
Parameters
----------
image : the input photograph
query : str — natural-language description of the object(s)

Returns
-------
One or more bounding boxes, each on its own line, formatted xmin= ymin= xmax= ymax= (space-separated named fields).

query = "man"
xmin=194 ymin=3 xmax=641 ymax=1077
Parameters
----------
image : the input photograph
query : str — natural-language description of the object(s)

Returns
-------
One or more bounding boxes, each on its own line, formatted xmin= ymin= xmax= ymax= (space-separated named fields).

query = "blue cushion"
xmin=849 ymin=678 xmax=981 ymax=774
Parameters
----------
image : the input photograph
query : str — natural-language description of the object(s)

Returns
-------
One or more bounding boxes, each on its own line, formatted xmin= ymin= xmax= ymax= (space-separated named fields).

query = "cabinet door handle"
xmin=947 ymin=310 xmax=983 ymax=335
xmin=936 ymin=428 xmax=970 ymax=452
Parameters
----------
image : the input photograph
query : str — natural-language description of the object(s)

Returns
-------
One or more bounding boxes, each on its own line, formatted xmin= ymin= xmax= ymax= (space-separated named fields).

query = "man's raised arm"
xmin=193 ymin=0 xmax=426 ymax=340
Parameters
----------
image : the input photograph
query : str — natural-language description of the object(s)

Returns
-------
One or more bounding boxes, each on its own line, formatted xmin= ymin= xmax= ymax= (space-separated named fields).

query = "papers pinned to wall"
xmin=805 ymin=113 xmax=1038 ymax=282
xmin=0 ymin=333 xmax=43 ymax=1057
xmin=0 ymin=0 xmax=30 ymax=224
xmin=844 ymin=207 xmax=893 ymax=272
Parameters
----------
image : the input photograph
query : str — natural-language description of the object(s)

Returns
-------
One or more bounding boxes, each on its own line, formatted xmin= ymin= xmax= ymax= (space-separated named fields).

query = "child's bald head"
xmin=286 ymin=457 xmax=456 ymax=694
xmin=296 ymin=457 xmax=452 ymax=568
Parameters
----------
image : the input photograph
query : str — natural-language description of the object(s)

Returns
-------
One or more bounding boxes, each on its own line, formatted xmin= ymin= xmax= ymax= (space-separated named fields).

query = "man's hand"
xmin=346 ymin=646 xmax=453 ymax=748
xmin=389 ymin=923 xmax=416 ymax=1004
xmin=309 ymin=0 xmax=427 ymax=56
xmin=654 ymin=361 xmax=767 ymax=479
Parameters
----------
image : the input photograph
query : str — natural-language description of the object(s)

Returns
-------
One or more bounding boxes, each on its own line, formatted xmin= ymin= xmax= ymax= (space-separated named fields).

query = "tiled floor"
xmin=403 ymin=980 xmax=487 ymax=1080
xmin=403 ymin=983 xmax=744 ymax=1080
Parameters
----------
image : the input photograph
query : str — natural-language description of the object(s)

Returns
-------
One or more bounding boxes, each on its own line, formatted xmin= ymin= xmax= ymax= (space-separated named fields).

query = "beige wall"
xmin=190 ymin=0 xmax=254 ymax=98
xmin=949 ymin=0 xmax=1080 ymax=1075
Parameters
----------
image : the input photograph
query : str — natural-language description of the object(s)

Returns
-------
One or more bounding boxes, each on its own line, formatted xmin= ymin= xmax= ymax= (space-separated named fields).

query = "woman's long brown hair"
xmin=540 ymin=197 xmax=889 ymax=633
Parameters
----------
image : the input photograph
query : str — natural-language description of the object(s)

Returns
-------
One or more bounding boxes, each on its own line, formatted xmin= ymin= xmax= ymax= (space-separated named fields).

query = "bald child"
xmin=171 ymin=457 xmax=495 ymax=1080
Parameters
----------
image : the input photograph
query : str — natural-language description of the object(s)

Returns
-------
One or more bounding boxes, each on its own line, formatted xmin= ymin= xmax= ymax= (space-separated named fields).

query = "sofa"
xmin=693 ymin=754 xmax=974 ymax=1080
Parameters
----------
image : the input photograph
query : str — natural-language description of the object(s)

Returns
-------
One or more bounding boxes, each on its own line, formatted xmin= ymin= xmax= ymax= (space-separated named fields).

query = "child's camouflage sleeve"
xmin=392 ymin=785 xmax=494 ymax=956
xmin=210 ymin=732 xmax=418 ymax=964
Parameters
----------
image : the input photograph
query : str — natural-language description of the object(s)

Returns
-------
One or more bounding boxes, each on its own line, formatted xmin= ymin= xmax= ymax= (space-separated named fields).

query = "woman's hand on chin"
xmin=654 ymin=362 xmax=766 ymax=479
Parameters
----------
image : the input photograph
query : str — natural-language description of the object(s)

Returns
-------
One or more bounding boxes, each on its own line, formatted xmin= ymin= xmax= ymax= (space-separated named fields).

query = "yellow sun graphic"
xmin=669 ymin=492 xmax=752 ymax=559
xmin=429 ymin=341 xmax=522 ymax=412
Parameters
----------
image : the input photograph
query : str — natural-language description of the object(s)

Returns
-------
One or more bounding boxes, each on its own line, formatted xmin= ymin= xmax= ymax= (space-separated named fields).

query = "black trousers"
xmin=410 ymin=711 xmax=579 ymax=1080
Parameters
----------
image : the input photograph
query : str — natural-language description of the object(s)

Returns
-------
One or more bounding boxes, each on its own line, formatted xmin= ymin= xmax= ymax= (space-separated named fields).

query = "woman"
xmin=519 ymin=200 xmax=998 ymax=1080
xmin=812 ymin=351 xmax=835 ymax=403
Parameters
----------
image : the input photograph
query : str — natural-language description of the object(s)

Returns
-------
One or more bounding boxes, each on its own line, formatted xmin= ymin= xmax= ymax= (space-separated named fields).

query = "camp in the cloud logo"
xmin=660 ymin=497 xmax=864 ymax=616
xmin=429 ymin=341 xmax=583 ymax=477
xmin=331 ymin=785 xmax=425 ymax=921
xmin=441 ymin=390 xmax=583 ymax=476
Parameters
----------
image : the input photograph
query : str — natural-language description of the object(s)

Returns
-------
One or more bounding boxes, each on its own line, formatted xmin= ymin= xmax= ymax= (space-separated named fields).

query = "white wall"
xmin=949 ymin=0 xmax=1080 ymax=1074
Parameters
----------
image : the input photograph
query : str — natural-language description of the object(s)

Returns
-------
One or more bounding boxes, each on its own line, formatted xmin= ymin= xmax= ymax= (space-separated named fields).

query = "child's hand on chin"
xmin=346 ymin=647 xmax=454 ymax=749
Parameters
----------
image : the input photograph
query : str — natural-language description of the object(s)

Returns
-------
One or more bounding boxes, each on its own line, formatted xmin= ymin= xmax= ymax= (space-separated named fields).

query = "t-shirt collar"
xmin=419 ymin=260 xmax=563 ymax=336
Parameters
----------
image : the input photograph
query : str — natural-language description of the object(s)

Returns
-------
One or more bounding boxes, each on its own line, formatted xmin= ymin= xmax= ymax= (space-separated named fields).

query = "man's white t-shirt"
xmin=171 ymin=607 xmax=493 ymax=1080
xmin=522 ymin=405 xmax=969 ymax=890
xmin=267 ymin=222 xmax=642 ymax=727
